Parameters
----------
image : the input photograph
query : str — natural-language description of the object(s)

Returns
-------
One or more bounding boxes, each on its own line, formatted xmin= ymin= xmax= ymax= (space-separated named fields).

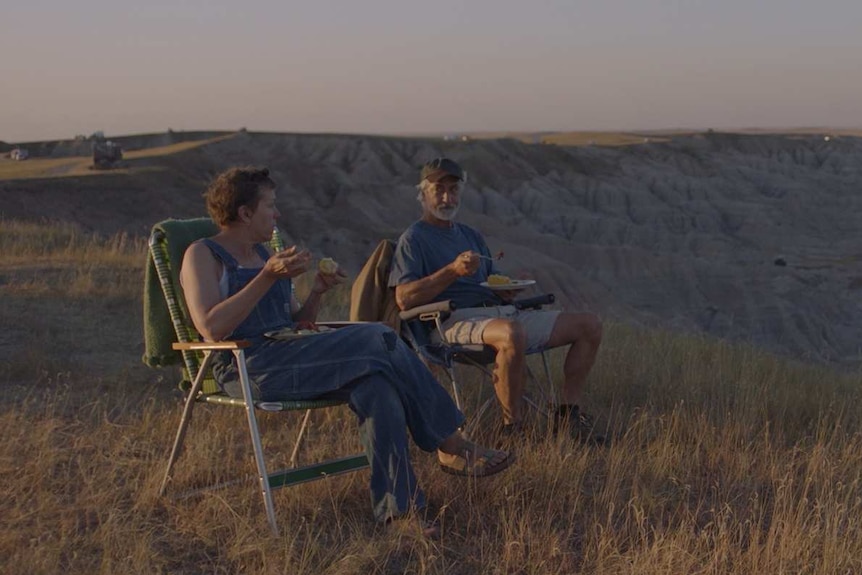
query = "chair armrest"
xmin=172 ymin=340 xmax=251 ymax=351
xmin=315 ymin=321 xmax=371 ymax=328
xmin=513 ymin=293 xmax=555 ymax=310
xmin=399 ymin=300 xmax=456 ymax=322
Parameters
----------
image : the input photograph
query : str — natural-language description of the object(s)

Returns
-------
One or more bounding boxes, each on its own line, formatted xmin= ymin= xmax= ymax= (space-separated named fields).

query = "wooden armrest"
xmin=399 ymin=300 xmax=456 ymax=322
xmin=172 ymin=340 xmax=251 ymax=351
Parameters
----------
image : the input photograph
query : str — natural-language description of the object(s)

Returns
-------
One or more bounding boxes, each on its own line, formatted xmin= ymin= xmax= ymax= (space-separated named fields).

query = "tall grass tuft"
xmin=1 ymin=219 xmax=861 ymax=574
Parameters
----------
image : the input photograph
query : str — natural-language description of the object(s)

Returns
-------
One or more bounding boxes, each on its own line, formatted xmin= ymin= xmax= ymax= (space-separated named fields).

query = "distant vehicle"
xmin=91 ymin=138 xmax=123 ymax=169
xmin=10 ymin=148 xmax=29 ymax=161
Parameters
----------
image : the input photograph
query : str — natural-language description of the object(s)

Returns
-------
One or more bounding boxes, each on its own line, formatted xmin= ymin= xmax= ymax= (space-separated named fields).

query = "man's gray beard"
xmin=432 ymin=205 xmax=459 ymax=221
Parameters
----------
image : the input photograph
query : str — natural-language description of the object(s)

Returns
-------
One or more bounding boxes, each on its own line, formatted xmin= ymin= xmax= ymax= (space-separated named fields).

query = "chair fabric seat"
xmin=420 ymin=343 xmax=497 ymax=369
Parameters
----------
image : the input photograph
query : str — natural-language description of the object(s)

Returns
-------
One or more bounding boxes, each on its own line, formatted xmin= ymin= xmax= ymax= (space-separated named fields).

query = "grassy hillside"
xmin=1 ymin=219 xmax=860 ymax=574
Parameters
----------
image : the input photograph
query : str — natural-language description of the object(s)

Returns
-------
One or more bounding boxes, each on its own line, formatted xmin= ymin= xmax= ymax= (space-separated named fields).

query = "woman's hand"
xmin=263 ymin=246 xmax=312 ymax=279
xmin=311 ymin=268 xmax=348 ymax=295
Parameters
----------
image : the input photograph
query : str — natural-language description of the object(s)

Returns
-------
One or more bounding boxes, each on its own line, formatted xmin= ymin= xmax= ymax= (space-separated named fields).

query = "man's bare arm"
xmin=394 ymin=250 xmax=479 ymax=310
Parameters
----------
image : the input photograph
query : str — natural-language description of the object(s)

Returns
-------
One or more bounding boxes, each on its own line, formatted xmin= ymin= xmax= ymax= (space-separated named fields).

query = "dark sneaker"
xmin=553 ymin=405 xmax=607 ymax=446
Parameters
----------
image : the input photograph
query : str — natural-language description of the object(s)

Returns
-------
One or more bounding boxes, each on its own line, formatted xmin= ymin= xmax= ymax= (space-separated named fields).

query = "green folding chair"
xmin=144 ymin=218 xmax=368 ymax=536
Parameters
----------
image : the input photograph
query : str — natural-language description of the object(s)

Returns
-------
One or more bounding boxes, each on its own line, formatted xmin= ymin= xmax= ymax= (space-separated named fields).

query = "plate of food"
xmin=265 ymin=325 xmax=335 ymax=341
xmin=480 ymin=275 xmax=536 ymax=291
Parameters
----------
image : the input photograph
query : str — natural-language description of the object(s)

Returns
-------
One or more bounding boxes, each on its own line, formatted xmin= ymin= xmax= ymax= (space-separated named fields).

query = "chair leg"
xmin=523 ymin=394 xmax=548 ymax=417
xmin=448 ymin=361 xmax=502 ymax=435
xmin=540 ymin=350 xmax=555 ymax=404
xmin=289 ymin=409 xmax=313 ymax=468
xmin=160 ymin=351 xmax=215 ymax=496
xmin=525 ymin=364 xmax=551 ymax=417
xmin=447 ymin=366 xmax=464 ymax=411
xmin=466 ymin=397 xmax=496 ymax=437
xmin=520 ymin=351 xmax=556 ymax=420
xmin=234 ymin=349 xmax=279 ymax=537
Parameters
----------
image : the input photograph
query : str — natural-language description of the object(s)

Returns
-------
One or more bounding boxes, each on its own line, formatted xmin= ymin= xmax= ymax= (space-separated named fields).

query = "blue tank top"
xmin=202 ymin=239 xmax=295 ymax=340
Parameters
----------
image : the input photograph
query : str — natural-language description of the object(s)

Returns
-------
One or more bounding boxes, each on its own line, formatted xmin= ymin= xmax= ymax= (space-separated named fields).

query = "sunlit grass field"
xmin=1 ymin=219 xmax=860 ymax=574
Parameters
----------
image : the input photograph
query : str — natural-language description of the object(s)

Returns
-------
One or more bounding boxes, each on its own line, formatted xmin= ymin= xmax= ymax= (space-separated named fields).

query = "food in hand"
xmin=487 ymin=274 xmax=512 ymax=285
xmin=318 ymin=257 xmax=339 ymax=275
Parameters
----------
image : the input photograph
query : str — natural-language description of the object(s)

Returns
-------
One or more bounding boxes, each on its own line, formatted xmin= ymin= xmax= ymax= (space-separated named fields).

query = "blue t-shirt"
xmin=389 ymin=220 xmax=501 ymax=309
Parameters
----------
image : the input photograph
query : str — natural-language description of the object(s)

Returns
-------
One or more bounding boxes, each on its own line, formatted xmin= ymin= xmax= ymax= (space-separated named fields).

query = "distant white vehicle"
xmin=10 ymin=148 xmax=29 ymax=160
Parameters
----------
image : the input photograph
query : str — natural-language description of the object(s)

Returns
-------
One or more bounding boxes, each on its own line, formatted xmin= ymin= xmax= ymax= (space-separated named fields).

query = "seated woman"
xmin=179 ymin=166 xmax=513 ymax=537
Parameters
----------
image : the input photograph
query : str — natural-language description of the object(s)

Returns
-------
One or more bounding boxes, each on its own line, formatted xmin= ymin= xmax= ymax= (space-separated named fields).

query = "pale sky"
xmin=1 ymin=0 xmax=860 ymax=142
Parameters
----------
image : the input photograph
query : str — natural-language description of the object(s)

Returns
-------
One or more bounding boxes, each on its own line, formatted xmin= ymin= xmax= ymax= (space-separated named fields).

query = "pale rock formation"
xmin=2 ymin=131 xmax=860 ymax=367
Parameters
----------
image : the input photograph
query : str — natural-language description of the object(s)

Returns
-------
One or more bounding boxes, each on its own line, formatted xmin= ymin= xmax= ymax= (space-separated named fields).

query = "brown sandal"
xmin=438 ymin=447 xmax=515 ymax=477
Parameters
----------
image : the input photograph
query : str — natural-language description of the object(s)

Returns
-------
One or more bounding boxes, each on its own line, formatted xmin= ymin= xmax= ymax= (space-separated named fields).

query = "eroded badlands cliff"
xmin=2 ymin=131 xmax=860 ymax=366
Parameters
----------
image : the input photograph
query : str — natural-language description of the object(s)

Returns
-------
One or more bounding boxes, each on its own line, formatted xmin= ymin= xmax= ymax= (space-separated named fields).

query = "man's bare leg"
xmin=544 ymin=312 xmax=603 ymax=405
xmin=481 ymin=318 xmax=527 ymax=424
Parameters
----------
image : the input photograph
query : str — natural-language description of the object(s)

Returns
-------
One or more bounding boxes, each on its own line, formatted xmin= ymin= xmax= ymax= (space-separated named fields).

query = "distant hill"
xmin=1 ymin=129 xmax=860 ymax=368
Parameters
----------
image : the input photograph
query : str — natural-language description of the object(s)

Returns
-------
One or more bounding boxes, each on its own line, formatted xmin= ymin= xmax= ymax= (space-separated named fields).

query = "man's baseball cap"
xmin=420 ymin=157 xmax=465 ymax=183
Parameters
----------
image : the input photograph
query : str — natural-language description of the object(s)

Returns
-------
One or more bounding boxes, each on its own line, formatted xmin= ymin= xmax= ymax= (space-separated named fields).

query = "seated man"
xmin=389 ymin=158 xmax=604 ymax=444
xmin=180 ymin=166 xmax=514 ymax=537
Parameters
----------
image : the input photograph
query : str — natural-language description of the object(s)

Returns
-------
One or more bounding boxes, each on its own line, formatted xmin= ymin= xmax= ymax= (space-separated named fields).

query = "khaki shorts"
xmin=433 ymin=306 xmax=561 ymax=353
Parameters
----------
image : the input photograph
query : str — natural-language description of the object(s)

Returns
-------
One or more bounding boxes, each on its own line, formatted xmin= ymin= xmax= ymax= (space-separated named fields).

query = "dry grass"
xmin=1 ymin=219 xmax=861 ymax=574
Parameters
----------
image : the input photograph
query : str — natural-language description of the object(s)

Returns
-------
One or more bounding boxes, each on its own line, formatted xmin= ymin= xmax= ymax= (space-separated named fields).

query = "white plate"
xmin=264 ymin=325 xmax=335 ymax=341
xmin=479 ymin=279 xmax=536 ymax=291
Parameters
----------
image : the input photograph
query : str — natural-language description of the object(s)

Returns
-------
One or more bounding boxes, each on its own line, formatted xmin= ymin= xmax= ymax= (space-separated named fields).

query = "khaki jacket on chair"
xmin=349 ymin=239 xmax=401 ymax=332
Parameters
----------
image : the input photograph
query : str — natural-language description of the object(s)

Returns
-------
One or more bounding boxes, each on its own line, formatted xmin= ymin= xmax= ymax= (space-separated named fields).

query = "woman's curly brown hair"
xmin=204 ymin=166 xmax=276 ymax=226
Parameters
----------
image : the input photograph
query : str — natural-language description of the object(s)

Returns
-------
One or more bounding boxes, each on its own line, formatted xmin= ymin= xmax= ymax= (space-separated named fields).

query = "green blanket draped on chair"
xmin=142 ymin=217 xmax=217 ymax=368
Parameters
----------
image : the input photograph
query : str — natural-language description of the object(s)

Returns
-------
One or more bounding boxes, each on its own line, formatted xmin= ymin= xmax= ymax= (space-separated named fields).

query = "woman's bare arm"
xmin=179 ymin=241 xmax=281 ymax=341
xmin=180 ymin=241 xmax=313 ymax=340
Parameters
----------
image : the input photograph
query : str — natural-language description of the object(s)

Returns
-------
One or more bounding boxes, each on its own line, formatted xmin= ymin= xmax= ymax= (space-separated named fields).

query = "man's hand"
xmin=449 ymin=251 xmax=480 ymax=277
xmin=263 ymin=246 xmax=312 ymax=279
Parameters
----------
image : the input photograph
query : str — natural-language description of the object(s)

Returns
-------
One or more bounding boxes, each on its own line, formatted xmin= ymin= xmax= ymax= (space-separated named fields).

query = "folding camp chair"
xmin=145 ymin=218 xmax=368 ymax=536
xmin=349 ymin=238 xmax=558 ymax=435
xmin=398 ymin=296 xmax=558 ymax=436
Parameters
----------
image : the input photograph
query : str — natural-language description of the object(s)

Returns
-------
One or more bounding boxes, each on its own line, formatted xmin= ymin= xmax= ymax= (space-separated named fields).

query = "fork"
xmin=477 ymin=251 xmax=504 ymax=261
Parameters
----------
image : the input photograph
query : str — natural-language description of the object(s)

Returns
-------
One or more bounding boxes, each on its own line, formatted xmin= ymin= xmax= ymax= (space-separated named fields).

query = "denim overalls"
xmin=203 ymin=239 xmax=465 ymax=522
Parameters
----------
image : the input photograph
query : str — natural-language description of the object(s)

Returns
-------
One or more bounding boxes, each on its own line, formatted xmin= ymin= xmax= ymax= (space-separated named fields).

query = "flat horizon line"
xmin=5 ymin=125 xmax=862 ymax=146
